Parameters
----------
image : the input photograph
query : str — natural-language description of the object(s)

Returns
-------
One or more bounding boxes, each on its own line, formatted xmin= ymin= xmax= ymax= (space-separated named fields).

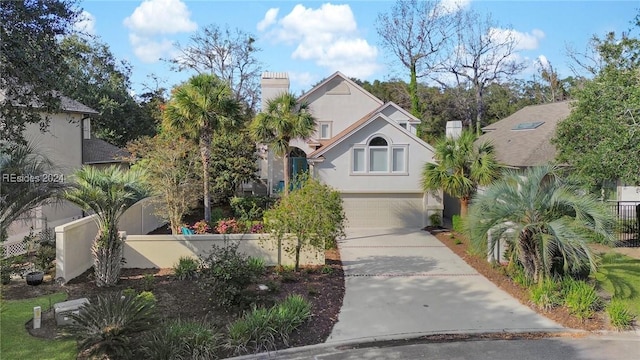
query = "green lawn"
xmin=594 ymin=252 xmax=640 ymax=315
xmin=0 ymin=293 xmax=77 ymax=360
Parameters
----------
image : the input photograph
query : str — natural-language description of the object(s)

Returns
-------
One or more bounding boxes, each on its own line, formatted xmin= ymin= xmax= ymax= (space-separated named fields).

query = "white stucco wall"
xmin=304 ymin=77 xmax=382 ymax=136
xmin=314 ymin=117 xmax=435 ymax=193
xmin=6 ymin=112 xmax=85 ymax=243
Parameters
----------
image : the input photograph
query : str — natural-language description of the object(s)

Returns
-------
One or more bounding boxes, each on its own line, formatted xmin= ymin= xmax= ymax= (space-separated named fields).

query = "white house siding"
xmin=6 ymin=113 xmax=85 ymax=243
xmin=304 ymin=77 xmax=382 ymax=136
xmin=313 ymin=118 xmax=440 ymax=228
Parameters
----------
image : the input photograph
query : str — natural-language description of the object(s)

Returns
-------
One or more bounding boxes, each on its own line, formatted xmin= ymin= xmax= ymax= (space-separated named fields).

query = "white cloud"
xmin=537 ymin=54 xmax=550 ymax=69
xmin=289 ymin=71 xmax=318 ymax=90
xmin=74 ymin=10 xmax=96 ymax=35
xmin=437 ymin=0 xmax=471 ymax=15
xmin=261 ymin=3 xmax=380 ymax=78
xmin=489 ymin=28 xmax=545 ymax=51
xmin=129 ymin=34 xmax=175 ymax=63
xmin=124 ymin=0 xmax=197 ymax=63
xmin=123 ymin=0 xmax=197 ymax=35
xmin=257 ymin=8 xmax=279 ymax=32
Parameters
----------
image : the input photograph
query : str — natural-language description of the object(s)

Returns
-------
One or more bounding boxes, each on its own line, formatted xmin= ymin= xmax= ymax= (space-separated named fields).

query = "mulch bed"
xmin=3 ymin=249 xmax=345 ymax=350
xmin=426 ymin=227 xmax=610 ymax=331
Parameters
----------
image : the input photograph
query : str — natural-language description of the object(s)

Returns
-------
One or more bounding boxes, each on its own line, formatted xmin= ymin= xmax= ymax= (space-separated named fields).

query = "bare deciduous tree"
xmin=445 ymin=11 xmax=526 ymax=134
xmin=376 ymin=0 xmax=459 ymax=117
xmin=169 ymin=24 xmax=262 ymax=114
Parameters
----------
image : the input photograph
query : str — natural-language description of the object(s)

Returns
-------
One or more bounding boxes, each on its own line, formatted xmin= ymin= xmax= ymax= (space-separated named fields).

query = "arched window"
xmin=352 ymin=135 xmax=407 ymax=174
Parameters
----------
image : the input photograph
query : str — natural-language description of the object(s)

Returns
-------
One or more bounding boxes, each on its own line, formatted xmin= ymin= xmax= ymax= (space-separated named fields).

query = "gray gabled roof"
xmin=60 ymin=95 xmax=98 ymax=114
xmin=477 ymin=101 xmax=572 ymax=167
xmin=83 ymin=138 xmax=129 ymax=164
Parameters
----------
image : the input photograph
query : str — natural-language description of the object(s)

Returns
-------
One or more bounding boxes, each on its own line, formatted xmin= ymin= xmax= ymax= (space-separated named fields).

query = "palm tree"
xmin=421 ymin=130 xmax=501 ymax=217
xmin=163 ymin=74 xmax=240 ymax=222
xmin=0 ymin=143 xmax=66 ymax=242
xmin=65 ymin=166 xmax=149 ymax=287
xmin=250 ymin=92 xmax=316 ymax=195
xmin=466 ymin=165 xmax=616 ymax=283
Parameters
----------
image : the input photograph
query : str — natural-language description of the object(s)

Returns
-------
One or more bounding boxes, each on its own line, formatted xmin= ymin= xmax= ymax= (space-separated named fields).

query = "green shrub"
xmin=230 ymin=196 xmax=273 ymax=222
xmin=211 ymin=208 xmax=225 ymax=224
xmin=226 ymin=295 xmax=311 ymax=355
xmin=429 ymin=213 xmax=442 ymax=227
xmin=142 ymin=273 xmax=155 ymax=291
xmin=198 ymin=241 xmax=262 ymax=308
xmin=321 ymin=265 xmax=334 ymax=275
xmin=139 ymin=319 xmax=223 ymax=359
xmin=530 ymin=278 xmax=562 ymax=311
xmin=35 ymin=244 xmax=56 ymax=273
xmin=606 ymin=298 xmax=636 ymax=330
xmin=68 ymin=291 xmax=158 ymax=359
xmin=174 ymin=256 xmax=200 ymax=280
xmin=452 ymin=215 xmax=463 ymax=233
xmin=137 ymin=291 xmax=156 ymax=305
xmin=564 ymin=279 xmax=600 ymax=321
xmin=247 ymin=257 xmax=265 ymax=276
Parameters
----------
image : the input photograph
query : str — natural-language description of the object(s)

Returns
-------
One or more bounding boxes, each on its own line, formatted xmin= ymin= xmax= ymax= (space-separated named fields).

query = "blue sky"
xmin=77 ymin=0 xmax=639 ymax=96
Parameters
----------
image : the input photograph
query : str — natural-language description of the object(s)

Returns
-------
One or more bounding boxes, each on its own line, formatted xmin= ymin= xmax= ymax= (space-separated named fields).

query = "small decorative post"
xmin=33 ymin=306 xmax=41 ymax=329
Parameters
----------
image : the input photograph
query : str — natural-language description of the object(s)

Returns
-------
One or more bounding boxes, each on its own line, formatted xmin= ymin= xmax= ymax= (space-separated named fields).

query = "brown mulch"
xmin=426 ymin=227 xmax=609 ymax=332
xmin=3 ymin=249 xmax=345 ymax=350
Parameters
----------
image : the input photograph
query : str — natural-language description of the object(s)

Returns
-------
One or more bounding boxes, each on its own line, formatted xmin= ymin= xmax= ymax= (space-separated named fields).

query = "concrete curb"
xmin=224 ymin=328 xmax=579 ymax=360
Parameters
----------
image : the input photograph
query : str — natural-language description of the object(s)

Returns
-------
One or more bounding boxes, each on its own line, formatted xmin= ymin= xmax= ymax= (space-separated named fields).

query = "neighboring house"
xmin=477 ymin=101 xmax=571 ymax=169
xmin=476 ymin=100 xmax=639 ymax=202
xmin=5 ymin=95 xmax=128 ymax=246
xmin=259 ymin=72 xmax=442 ymax=228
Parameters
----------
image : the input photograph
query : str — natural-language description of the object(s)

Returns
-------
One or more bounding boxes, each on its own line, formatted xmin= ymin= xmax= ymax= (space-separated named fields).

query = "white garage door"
xmin=341 ymin=193 xmax=426 ymax=228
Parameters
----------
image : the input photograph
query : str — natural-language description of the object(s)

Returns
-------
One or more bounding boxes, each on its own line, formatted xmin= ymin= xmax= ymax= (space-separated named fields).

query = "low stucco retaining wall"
xmin=123 ymin=234 xmax=324 ymax=269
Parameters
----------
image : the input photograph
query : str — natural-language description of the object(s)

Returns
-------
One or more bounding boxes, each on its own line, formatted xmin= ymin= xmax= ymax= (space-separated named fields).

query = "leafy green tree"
xmin=59 ymin=35 xmax=157 ymax=147
xmin=264 ymin=176 xmax=345 ymax=271
xmin=555 ymin=23 xmax=640 ymax=187
xmin=209 ymin=131 xmax=258 ymax=204
xmin=0 ymin=0 xmax=80 ymax=147
xmin=65 ymin=166 xmax=150 ymax=287
xmin=0 ymin=143 xmax=66 ymax=242
xmin=250 ymin=92 xmax=316 ymax=195
xmin=126 ymin=135 xmax=200 ymax=235
xmin=163 ymin=74 xmax=240 ymax=222
xmin=466 ymin=165 xmax=615 ymax=283
xmin=421 ymin=131 xmax=501 ymax=217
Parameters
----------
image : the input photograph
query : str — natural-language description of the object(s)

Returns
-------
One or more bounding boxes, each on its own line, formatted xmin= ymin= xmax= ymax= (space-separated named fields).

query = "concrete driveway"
xmin=326 ymin=228 xmax=565 ymax=344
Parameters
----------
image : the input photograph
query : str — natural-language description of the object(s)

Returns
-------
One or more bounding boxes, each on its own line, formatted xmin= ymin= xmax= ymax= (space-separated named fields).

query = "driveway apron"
xmin=326 ymin=228 xmax=564 ymax=343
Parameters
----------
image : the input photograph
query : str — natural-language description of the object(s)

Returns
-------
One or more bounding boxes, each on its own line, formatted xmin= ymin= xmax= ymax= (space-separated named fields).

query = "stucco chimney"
xmin=260 ymin=72 xmax=289 ymax=111
xmin=445 ymin=121 xmax=462 ymax=139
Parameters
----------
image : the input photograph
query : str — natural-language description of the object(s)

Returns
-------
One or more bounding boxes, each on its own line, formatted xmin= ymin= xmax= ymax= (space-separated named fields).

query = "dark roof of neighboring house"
xmin=477 ymin=101 xmax=572 ymax=167
xmin=60 ymin=95 xmax=98 ymax=114
xmin=83 ymin=138 xmax=129 ymax=164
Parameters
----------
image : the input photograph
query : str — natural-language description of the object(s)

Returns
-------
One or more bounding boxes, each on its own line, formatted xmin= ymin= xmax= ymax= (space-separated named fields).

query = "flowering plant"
xmin=191 ymin=220 xmax=211 ymax=234
xmin=215 ymin=218 xmax=240 ymax=234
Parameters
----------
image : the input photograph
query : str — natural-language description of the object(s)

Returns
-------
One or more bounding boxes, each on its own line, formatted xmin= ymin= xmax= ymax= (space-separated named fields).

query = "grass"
xmin=594 ymin=252 xmax=640 ymax=316
xmin=0 ymin=292 xmax=77 ymax=360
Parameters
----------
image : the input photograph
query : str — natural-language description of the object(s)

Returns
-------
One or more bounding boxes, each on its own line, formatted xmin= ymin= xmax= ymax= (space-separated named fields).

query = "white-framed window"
xmin=319 ymin=122 xmax=332 ymax=139
xmin=351 ymin=135 xmax=408 ymax=175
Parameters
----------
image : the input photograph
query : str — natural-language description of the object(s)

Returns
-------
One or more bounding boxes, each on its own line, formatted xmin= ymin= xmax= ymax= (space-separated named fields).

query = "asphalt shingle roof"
xmin=477 ymin=101 xmax=572 ymax=167
xmin=83 ymin=138 xmax=129 ymax=164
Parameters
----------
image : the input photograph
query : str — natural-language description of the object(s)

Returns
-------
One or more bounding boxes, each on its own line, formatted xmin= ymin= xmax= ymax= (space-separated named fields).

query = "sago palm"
xmin=0 ymin=143 xmax=66 ymax=242
xmin=421 ymin=130 xmax=501 ymax=216
xmin=466 ymin=165 xmax=616 ymax=283
xmin=163 ymin=74 xmax=240 ymax=222
xmin=65 ymin=166 xmax=149 ymax=287
xmin=250 ymin=92 xmax=316 ymax=195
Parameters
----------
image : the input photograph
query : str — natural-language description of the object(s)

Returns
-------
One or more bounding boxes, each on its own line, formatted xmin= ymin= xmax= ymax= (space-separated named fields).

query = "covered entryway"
xmin=341 ymin=193 xmax=426 ymax=228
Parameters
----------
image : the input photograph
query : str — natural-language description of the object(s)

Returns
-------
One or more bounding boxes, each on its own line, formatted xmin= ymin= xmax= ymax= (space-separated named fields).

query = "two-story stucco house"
xmin=258 ymin=71 xmax=443 ymax=229
xmin=5 ymin=96 xmax=127 ymax=245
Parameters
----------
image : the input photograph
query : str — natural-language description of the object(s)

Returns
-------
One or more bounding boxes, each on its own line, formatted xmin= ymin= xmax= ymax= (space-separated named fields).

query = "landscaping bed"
xmin=2 ymin=248 xmax=344 ymax=356
xmin=427 ymin=227 xmax=616 ymax=331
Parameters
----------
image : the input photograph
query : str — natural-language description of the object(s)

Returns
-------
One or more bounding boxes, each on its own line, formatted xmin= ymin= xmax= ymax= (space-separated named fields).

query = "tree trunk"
xmin=460 ymin=197 xmax=470 ymax=217
xmin=200 ymin=132 xmax=212 ymax=222
xmin=475 ymin=86 xmax=484 ymax=136
xmin=92 ymin=230 xmax=124 ymax=287
xmin=283 ymin=151 xmax=290 ymax=196
xmin=295 ymin=239 xmax=302 ymax=272
xmin=409 ymin=61 xmax=420 ymax=118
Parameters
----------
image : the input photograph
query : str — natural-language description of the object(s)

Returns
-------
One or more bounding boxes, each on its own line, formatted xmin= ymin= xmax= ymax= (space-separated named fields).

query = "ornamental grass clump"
xmin=606 ymin=298 xmax=636 ymax=330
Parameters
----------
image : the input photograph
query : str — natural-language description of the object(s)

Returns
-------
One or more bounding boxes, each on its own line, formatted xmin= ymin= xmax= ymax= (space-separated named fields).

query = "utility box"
xmin=53 ymin=298 xmax=89 ymax=326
